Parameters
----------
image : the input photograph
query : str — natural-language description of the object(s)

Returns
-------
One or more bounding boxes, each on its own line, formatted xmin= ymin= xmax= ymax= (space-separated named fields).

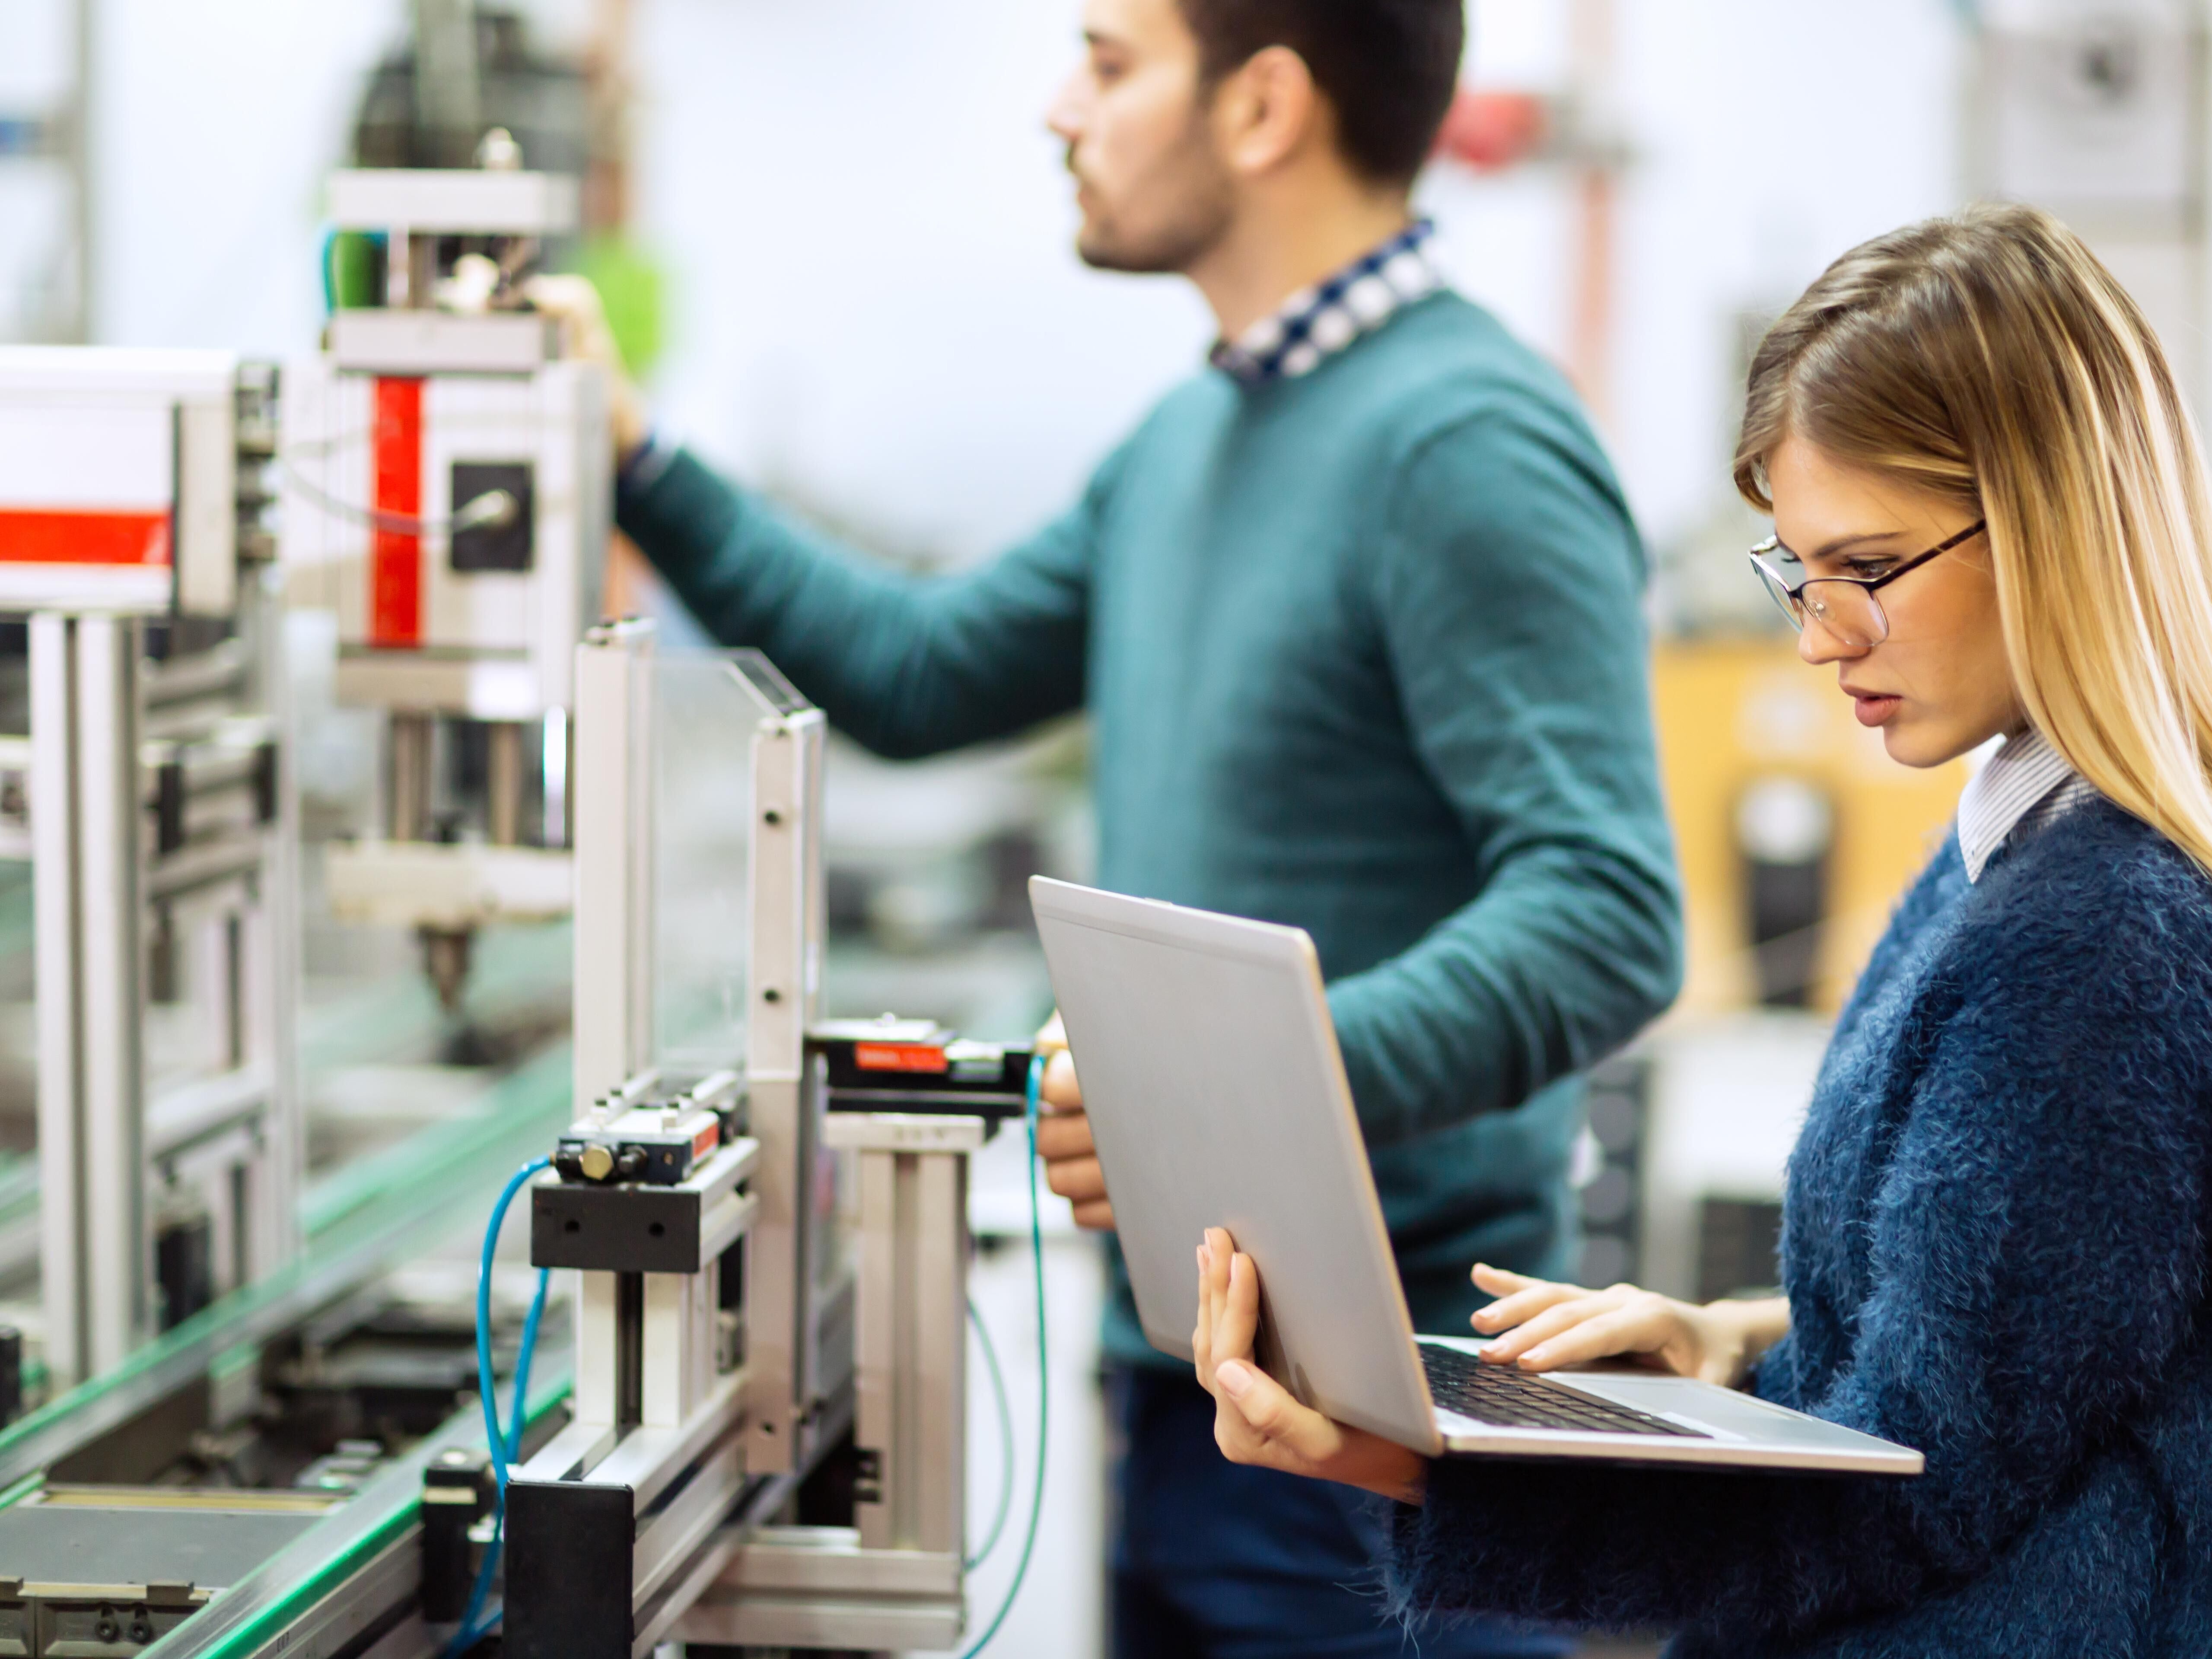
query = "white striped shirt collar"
xmin=1210 ymin=219 xmax=1444 ymax=385
xmin=1957 ymin=727 xmax=2101 ymax=882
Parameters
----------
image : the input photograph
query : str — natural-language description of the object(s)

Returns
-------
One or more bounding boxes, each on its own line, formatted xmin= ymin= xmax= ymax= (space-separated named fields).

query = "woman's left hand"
xmin=1194 ymin=1227 xmax=1430 ymax=1505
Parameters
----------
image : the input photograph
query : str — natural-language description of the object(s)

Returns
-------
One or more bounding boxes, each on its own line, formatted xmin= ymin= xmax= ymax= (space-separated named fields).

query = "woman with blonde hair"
xmin=1190 ymin=200 xmax=2212 ymax=1655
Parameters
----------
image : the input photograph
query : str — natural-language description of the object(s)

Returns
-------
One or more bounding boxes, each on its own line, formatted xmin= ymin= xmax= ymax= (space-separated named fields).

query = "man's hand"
xmin=1194 ymin=1227 xmax=1429 ymax=1504
xmin=522 ymin=274 xmax=651 ymax=464
xmin=1032 ymin=1013 xmax=1114 ymax=1230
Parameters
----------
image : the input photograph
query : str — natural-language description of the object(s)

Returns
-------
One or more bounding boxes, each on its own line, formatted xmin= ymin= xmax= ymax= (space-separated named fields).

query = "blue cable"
xmin=448 ymin=1157 xmax=551 ymax=1657
xmin=964 ymin=1294 xmax=1015 ymax=1570
xmin=958 ymin=1052 xmax=1051 ymax=1657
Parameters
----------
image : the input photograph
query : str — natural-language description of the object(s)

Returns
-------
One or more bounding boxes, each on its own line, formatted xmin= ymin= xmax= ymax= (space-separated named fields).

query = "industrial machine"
xmin=493 ymin=623 xmax=1031 ymax=1657
xmin=0 ymin=140 xmax=1038 ymax=1657
xmin=0 ymin=345 xmax=301 ymax=1390
xmin=280 ymin=147 xmax=604 ymax=1011
xmin=0 ymin=618 xmax=1031 ymax=1658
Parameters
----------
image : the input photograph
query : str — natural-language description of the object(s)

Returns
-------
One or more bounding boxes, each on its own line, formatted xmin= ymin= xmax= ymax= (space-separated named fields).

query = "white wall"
xmin=632 ymin=0 xmax=1968 ymax=564
xmin=58 ymin=0 xmax=1970 ymax=558
xmin=87 ymin=0 xmax=403 ymax=352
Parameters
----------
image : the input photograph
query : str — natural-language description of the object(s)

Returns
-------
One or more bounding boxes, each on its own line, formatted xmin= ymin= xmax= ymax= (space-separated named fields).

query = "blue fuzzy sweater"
xmin=1388 ymin=798 xmax=2212 ymax=1656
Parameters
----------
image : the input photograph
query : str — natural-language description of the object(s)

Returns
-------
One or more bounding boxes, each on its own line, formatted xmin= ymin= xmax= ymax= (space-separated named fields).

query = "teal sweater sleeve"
xmin=1327 ymin=407 xmax=1683 ymax=1145
xmin=615 ymin=447 xmax=1104 ymax=758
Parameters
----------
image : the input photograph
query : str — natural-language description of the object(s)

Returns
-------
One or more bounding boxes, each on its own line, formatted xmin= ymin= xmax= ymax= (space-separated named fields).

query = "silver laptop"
xmin=1030 ymin=877 xmax=1922 ymax=1476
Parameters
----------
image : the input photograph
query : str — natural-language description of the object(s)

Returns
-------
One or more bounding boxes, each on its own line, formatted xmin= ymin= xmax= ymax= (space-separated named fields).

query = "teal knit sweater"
xmin=614 ymin=291 xmax=1683 ymax=1363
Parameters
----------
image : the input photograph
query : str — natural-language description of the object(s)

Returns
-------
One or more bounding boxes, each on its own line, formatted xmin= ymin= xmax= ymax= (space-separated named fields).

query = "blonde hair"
xmin=1735 ymin=202 xmax=2212 ymax=875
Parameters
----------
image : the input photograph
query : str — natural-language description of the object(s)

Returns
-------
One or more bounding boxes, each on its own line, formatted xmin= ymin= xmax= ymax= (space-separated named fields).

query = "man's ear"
xmin=1209 ymin=44 xmax=1325 ymax=178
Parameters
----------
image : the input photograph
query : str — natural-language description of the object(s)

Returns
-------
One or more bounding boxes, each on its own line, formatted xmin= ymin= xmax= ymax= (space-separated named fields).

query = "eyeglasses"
xmin=1747 ymin=519 xmax=1986 ymax=648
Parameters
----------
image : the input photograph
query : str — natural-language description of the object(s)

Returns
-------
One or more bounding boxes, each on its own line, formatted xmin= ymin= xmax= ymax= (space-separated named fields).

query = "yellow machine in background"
xmin=1653 ymin=639 xmax=1969 ymax=1016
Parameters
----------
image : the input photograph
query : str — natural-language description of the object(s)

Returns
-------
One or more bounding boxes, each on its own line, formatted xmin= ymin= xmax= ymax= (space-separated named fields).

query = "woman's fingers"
xmin=1479 ymin=1294 xmax=1623 ymax=1363
xmin=1216 ymin=1239 xmax=1261 ymax=1364
xmin=1193 ymin=1243 xmax=1216 ymax=1391
xmin=1214 ymin=1359 xmax=1341 ymax=1465
xmin=1470 ymin=1280 xmax=1589 ymax=1335
xmin=1471 ymin=1262 xmax=1541 ymax=1294
xmin=1512 ymin=1304 xmax=1668 ymax=1371
xmin=1193 ymin=1231 xmax=1236 ymax=1393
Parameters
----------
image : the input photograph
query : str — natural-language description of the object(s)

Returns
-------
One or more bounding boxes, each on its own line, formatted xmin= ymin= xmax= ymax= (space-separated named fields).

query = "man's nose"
xmin=1045 ymin=75 xmax=1087 ymax=143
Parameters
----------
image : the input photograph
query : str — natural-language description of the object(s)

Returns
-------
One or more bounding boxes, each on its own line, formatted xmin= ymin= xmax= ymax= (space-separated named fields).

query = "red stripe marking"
xmin=854 ymin=1042 xmax=950 ymax=1075
xmin=0 ymin=508 xmax=171 ymax=567
xmin=370 ymin=377 xmax=424 ymax=647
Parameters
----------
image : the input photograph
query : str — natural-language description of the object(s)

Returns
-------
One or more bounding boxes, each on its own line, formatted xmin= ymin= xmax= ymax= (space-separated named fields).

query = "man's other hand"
xmin=1033 ymin=1013 xmax=1114 ymax=1230
xmin=522 ymin=274 xmax=650 ymax=464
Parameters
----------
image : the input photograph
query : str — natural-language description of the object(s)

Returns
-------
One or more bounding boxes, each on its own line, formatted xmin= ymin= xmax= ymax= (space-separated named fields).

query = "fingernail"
xmin=1217 ymin=1362 xmax=1252 ymax=1398
xmin=1471 ymin=1308 xmax=1495 ymax=1328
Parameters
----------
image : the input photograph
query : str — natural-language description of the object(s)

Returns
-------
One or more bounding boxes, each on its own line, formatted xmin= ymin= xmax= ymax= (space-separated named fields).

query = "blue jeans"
xmin=1108 ymin=1367 xmax=1574 ymax=1659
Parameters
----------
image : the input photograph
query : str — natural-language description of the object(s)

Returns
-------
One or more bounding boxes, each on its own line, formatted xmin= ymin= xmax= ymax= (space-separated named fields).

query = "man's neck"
xmin=1185 ymin=188 xmax=1415 ymax=343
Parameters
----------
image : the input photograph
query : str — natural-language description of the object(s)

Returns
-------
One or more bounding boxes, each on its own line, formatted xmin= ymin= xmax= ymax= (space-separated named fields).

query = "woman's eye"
xmin=1845 ymin=560 xmax=1895 ymax=579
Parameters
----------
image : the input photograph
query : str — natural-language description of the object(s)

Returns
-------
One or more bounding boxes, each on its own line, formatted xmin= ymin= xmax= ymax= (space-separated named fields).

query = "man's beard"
xmin=1069 ymin=118 xmax=1235 ymax=276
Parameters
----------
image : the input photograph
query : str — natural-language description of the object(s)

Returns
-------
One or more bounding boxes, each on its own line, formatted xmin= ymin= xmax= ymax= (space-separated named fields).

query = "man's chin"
xmin=1075 ymin=230 xmax=1170 ymax=276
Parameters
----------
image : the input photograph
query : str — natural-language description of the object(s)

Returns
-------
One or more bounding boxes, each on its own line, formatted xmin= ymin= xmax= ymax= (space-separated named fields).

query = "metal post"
xmin=30 ymin=614 xmax=84 ymax=1386
xmin=837 ymin=1116 xmax=977 ymax=1557
xmin=571 ymin=620 xmax=656 ymax=1106
xmin=487 ymin=719 xmax=525 ymax=846
xmin=75 ymin=614 xmax=148 ymax=1374
xmin=569 ymin=620 xmax=658 ymax=1448
xmin=743 ymin=697 xmax=826 ymax=1476
xmin=245 ymin=569 xmax=302 ymax=1278
xmin=387 ymin=711 xmax=436 ymax=842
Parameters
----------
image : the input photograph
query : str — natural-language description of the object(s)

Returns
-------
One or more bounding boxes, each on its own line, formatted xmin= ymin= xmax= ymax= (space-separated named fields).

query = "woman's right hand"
xmin=1469 ymin=1265 xmax=1789 ymax=1389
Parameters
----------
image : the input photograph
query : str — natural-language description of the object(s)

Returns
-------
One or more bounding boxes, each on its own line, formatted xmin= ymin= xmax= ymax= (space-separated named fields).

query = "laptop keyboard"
xmin=1420 ymin=1344 xmax=1710 ymax=1439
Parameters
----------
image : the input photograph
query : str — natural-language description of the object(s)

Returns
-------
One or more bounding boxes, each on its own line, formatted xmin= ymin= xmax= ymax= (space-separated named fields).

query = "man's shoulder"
xmin=1363 ymin=292 xmax=1587 ymax=416
xmin=1324 ymin=294 xmax=1619 ymax=488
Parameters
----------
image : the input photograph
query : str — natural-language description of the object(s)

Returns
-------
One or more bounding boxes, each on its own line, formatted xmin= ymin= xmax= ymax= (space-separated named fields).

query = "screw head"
xmin=763 ymin=808 xmax=783 ymax=826
xmin=762 ymin=987 xmax=782 ymax=1004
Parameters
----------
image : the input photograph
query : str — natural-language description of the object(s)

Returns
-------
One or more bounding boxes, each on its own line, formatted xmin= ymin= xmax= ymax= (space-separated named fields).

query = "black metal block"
xmin=419 ymin=1448 xmax=491 ymax=1623
xmin=449 ymin=460 xmax=535 ymax=573
xmin=504 ymin=1478 xmax=633 ymax=1659
xmin=531 ymin=1180 xmax=707 ymax=1273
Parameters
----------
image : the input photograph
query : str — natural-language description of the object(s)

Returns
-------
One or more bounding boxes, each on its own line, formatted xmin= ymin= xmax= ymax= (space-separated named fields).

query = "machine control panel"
xmin=553 ymin=1100 xmax=724 ymax=1187
xmin=811 ymin=1018 xmax=1034 ymax=1125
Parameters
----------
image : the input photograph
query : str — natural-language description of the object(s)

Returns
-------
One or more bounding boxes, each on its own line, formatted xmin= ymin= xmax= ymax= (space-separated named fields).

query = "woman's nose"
xmin=1797 ymin=617 xmax=1867 ymax=666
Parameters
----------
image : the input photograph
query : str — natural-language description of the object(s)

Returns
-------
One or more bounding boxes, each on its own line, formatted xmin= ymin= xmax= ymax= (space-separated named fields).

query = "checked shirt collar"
xmin=1210 ymin=218 xmax=1444 ymax=385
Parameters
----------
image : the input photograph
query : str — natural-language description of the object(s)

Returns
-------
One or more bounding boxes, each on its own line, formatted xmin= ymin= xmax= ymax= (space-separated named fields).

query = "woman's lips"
xmin=1851 ymin=693 xmax=1902 ymax=728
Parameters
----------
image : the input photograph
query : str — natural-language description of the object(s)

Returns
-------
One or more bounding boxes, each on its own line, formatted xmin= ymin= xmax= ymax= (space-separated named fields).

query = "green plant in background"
xmin=566 ymin=235 xmax=666 ymax=378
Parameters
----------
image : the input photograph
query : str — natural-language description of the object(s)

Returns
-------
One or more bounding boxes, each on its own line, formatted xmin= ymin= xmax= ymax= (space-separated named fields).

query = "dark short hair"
xmin=1177 ymin=0 xmax=1464 ymax=184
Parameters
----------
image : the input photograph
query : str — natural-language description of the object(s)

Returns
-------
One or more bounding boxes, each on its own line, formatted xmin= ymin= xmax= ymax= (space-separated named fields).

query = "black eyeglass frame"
xmin=1747 ymin=518 xmax=1987 ymax=644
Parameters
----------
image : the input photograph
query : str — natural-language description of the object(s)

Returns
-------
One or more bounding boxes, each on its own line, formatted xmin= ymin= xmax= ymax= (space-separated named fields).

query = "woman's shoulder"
xmin=1953 ymin=797 xmax=2212 ymax=1014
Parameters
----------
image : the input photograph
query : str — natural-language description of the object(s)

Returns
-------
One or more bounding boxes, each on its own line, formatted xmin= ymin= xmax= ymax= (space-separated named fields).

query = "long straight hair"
xmin=1735 ymin=202 xmax=2212 ymax=875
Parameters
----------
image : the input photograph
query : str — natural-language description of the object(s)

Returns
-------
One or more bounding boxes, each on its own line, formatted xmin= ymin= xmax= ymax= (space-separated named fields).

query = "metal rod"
xmin=487 ymin=719 xmax=525 ymax=847
xmin=76 ymin=615 xmax=148 ymax=1374
xmin=30 ymin=615 xmax=85 ymax=1386
xmin=387 ymin=712 xmax=436 ymax=842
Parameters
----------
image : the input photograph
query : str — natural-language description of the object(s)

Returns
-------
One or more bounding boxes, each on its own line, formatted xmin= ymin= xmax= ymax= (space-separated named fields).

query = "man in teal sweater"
xmin=543 ymin=0 xmax=1680 ymax=1651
